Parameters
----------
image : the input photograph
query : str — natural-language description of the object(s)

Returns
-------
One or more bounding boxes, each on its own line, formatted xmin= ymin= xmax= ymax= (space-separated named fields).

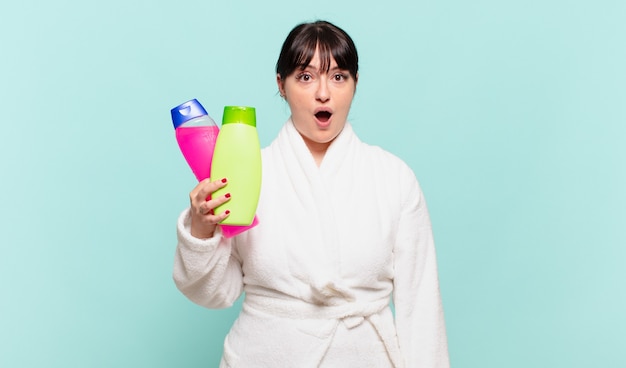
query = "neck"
xmin=301 ymin=135 xmax=331 ymax=167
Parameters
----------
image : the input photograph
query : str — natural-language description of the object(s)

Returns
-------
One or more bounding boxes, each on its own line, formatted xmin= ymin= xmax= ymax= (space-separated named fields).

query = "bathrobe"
xmin=173 ymin=119 xmax=449 ymax=367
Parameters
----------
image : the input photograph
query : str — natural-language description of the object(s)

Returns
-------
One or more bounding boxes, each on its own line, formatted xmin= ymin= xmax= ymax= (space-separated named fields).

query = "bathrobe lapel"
xmin=275 ymin=119 xmax=355 ymax=286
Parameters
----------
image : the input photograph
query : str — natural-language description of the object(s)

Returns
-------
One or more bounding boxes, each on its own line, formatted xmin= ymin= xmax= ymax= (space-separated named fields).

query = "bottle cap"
xmin=222 ymin=106 xmax=256 ymax=127
xmin=171 ymin=99 xmax=208 ymax=129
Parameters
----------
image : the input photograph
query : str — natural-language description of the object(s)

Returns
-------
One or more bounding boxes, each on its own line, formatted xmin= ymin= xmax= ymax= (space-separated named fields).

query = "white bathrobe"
xmin=173 ymin=120 xmax=449 ymax=367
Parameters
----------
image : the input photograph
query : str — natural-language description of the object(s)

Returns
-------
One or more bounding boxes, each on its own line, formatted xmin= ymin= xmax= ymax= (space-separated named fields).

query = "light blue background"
xmin=1 ymin=1 xmax=624 ymax=367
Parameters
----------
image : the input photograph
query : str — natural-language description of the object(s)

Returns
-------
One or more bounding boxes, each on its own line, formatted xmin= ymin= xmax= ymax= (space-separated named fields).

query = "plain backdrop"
xmin=1 ymin=1 xmax=624 ymax=367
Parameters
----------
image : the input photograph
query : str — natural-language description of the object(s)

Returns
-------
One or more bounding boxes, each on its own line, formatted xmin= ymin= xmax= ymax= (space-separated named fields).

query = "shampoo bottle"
xmin=171 ymin=99 xmax=219 ymax=182
xmin=171 ymin=99 xmax=258 ymax=237
xmin=210 ymin=106 xmax=262 ymax=226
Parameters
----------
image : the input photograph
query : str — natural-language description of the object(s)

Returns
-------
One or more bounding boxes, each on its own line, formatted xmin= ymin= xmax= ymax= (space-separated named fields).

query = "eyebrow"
xmin=300 ymin=64 xmax=344 ymax=73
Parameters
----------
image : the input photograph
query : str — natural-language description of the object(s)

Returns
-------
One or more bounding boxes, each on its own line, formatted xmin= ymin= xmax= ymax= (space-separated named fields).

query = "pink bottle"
xmin=171 ymin=99 xmax=258 ymax=238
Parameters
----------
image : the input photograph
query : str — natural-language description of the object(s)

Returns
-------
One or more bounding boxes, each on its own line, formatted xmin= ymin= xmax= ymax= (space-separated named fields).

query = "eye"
xmin=333 ymin=73 xmax=348 ymax=82
xmin=296 ymin=73 xmax=313 ymax=82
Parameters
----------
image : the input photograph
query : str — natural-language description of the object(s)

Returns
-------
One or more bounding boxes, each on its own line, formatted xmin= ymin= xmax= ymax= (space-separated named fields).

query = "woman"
xmin=174 ymin=20 xmax=450 ymax=367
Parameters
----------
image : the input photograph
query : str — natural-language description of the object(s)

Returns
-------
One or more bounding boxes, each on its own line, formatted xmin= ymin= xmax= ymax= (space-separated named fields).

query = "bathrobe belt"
xmin=243 ymin=282 xmax=405 ymax=368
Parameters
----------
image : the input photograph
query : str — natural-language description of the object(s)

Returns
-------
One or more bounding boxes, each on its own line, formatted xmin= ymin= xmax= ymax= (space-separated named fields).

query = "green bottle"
xmin=211 ymin=106 xmax=262 ymax=226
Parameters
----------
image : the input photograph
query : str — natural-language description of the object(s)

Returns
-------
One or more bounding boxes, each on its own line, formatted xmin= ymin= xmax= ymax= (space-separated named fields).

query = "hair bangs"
xmin=277 ymin=21 xmax=358 ymax=80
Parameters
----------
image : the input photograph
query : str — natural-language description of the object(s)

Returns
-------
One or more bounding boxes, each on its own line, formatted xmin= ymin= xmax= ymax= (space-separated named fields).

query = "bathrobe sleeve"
xmin=172 ymin=208 xmax=244 ymax=309
xmin=392 ymin=166 xmax=450 ymax=367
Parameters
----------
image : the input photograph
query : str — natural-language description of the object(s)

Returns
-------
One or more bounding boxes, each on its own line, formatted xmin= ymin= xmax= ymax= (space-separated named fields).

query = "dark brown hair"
xmin=276 ymin=20 xmax=358 ymax=81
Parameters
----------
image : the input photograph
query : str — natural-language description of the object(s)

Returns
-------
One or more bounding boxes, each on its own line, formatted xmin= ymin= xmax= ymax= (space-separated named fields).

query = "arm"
xmin=393 ymin=172 xmax=450 ymax=367
xmin=173 ymin=208 xmax=244 ymax=309
xmin=172 ymin=178 xmax=244 ymax=309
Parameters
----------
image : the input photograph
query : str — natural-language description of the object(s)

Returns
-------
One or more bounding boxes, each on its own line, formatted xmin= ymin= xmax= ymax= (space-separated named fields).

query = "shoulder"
xmin=358 ymin=142 xmax=425 ymax=208
xmin=360 ymin=142 xmax=417 ymax=180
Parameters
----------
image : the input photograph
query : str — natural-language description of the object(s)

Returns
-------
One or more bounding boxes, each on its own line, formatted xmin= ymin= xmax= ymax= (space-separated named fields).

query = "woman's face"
xmin=277 ymin=48 xmax=357 ymax=155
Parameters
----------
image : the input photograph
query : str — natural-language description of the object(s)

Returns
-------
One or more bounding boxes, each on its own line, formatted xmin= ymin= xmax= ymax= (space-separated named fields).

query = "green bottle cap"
xmin=222 ymin=106 xmax=256 ymax=127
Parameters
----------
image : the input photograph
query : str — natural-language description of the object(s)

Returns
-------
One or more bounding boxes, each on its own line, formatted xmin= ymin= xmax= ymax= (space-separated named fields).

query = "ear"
xmin=276 ymin=74 xmax=286 ymax=97
xmin=351 ymin=72 xmax=359 ymax=93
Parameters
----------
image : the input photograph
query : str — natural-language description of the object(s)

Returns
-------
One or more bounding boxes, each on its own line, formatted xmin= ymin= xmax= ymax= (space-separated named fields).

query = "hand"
xmin=189 ymin=177 xmax=231 ymax=239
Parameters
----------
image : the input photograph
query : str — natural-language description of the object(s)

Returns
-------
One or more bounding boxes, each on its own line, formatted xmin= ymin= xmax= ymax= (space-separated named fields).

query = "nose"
xmin=315 ymin=79 xmax=330 ymax=102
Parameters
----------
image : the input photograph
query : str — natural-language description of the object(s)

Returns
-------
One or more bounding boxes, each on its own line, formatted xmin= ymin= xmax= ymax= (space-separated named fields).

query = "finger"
xmin=201 ymin=192 xmax=232 ymax=216
xmin=196 ymin=205 xmax=231 ymax=225
xmin=209 ymin=209 xmax=230 ymax=224
xmin=190 ymin=177 xmax=228 ymax=206
xmin=197 ymin=177 xmax=228 ymax=202
xmin=198 ymin=200 xmax=213 ymax=216
xmin=216 ymin=209 xmax=231 ymax=222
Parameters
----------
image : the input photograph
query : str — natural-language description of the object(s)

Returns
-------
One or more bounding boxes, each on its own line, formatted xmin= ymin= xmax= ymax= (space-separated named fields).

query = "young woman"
xmin=174 ymin=20 xmax=450 ymax=367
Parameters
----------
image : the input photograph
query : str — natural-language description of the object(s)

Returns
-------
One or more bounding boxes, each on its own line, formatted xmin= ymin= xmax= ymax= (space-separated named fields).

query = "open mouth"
xmin=315 ymin=110 xmax=332 ymax=123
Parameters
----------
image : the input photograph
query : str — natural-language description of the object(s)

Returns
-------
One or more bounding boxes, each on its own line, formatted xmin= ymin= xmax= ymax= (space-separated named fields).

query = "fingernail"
xmin=225 ymin=193 xmax=231 ymax=198
xmin=225 ymin=210 xmax=230 ymax=215
xmin=221 ymin=178 xmax=227 ymax=183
